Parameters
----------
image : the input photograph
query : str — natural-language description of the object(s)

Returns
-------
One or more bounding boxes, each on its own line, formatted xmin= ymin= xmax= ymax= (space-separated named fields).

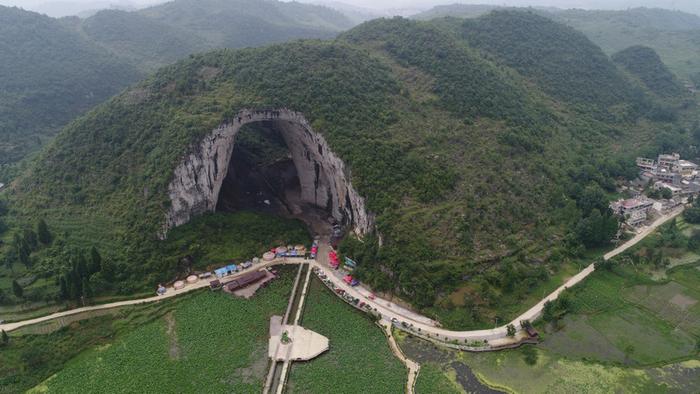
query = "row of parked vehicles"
xmin=313 ymin=268 xmax=373 ymax=312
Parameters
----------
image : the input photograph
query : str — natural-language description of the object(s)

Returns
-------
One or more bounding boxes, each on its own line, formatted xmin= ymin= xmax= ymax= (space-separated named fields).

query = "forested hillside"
xmin=549 ymin=8 xmax=700 ymax=81
xmin=77 ymin=9 xmax=205 ymax=70
xmin=612 ymin=45 xmax=686 ymax=98
xmin=80 ymin=0 xmax=354 ymax=72
xmin=460 ymin=11 xmax=639 ymax=117
xmin=414 ymin=6 xmax=700 ymax=81
xmin=2 ymin=13 xmax=697 ymax=329
xmin=0 ymin=0 xmax=355 ymax=178
xmin=0 ymin=6 xmax=141 ymax=171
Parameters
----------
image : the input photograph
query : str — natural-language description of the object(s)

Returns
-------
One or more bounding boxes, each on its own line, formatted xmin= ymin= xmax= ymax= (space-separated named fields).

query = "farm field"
xmin=414 ymin=363 xmax=463 ymax=394
xmin=400 ymin=330 xmax=699 ymax=393
xmin=287 ymin=278 xmax=407 ymax=394
xmin=461 ymin=346 xmax=700 ymax=393
xmin=397 ymin=217 xmax=700 ymax=393
xmin=0 ymin=293 xmax=192 ymax=393
xmin=25 ymin=271 xmax=295 ymax=393
xmin=541 ymin=267 xmax=698 ymax=365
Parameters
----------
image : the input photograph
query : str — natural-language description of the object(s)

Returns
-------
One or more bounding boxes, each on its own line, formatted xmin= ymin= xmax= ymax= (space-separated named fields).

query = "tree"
xmin=543 ymin=300 xmax=554 ymax=322
xmin=89 ymin=247 xmax=102 ymax=275
xmin=576 ymin=184 xmax=608 ymax=216
xmin=3 ymin=249 xmax=16 ymax=272
xmin=1 ymin=330 xmax=8 ymax=346
xmin=575 ymin=209 xmax=618 ymax=247
xmin=12 ymin=280 xmax=23 ymax=298
xmin=683 ymin=207 xmax=700 ymax=224
xmin=37 ymin=219 xmax=51 ymax=245
xmin=81 ymin=277 xmax=92 ymax=302
xmin=506 ymin=323 xmax=516 ymax=337
xmin=623 ymin=343 xmax=635 ymax=364
xmin=689 ymin=230 xmax=700 ymax=251
xmin=59 ymin=276 xmax=68 ymax=301
xmin=594 ymin=257 xmax=613 ymax=271
xmin=14 ymin=233 xmax=31 ymax=268
xmin=522 ymin=345 xmax=538 ymax=365
xmin=23 ymin=229 xmax=37 ymax=250
xmin=660 ymin=187 xmax=673 ymax=200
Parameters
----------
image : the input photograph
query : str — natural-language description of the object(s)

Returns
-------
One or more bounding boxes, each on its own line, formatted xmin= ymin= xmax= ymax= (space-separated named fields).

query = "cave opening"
xmin=215 ymin=120 xmax=337 ymax=236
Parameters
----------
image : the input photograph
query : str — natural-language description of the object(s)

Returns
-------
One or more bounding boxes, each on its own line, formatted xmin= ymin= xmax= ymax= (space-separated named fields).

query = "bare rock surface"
xmin=163 ymin=108 xmax=373 ymax=237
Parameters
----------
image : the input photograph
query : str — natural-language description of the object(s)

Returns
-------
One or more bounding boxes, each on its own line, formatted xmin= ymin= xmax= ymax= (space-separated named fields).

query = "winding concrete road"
xmin=0 ymin=207 xmax=683 ymax=345
xmin=0 ymin=257 xmax=306 ymax=333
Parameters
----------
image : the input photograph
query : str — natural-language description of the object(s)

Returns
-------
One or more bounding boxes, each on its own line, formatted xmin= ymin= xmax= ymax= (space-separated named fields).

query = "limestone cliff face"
xmin=162 ymin=108 xmax=373 ymax=238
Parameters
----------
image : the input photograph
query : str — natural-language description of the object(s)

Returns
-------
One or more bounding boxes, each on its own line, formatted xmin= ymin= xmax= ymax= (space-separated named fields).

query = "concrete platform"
xmin=268 ymin=316 xmax=329 ymax=361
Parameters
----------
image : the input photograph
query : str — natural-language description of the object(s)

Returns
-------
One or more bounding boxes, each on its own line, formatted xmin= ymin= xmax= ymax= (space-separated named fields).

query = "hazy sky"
xmin=1 ymin=0 xmax=698 ymax=17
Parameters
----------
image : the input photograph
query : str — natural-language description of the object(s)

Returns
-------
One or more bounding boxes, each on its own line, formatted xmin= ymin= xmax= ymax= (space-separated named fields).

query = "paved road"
xmin=311 ymin=208 xmax=684 ymax=343
xmin=0 ymin=257 xmax=305 ymax=333
xmin=1 ymin=207 xmax=682 ymax=343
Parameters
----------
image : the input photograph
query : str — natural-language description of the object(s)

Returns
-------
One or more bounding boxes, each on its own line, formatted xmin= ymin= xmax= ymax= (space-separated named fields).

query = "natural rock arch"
xmin=162 ymin=108 xmax=373 ymax=238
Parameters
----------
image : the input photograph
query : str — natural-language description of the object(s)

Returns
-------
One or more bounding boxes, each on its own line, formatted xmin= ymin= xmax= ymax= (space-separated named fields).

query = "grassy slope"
xmin=34 ymin=274 xmax=293 ymax=393
xmin=287 ymin=278 xmax=406 ymax=394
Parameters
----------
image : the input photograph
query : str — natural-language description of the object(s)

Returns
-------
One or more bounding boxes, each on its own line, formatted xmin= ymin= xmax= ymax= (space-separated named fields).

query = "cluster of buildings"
xmin=611 ymin=153 xmax=699 ymax=227
xmin=636 ymin=153 xmax=700 ymax=195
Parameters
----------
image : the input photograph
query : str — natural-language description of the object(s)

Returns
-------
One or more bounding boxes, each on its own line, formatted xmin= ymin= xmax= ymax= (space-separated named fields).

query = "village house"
xmin=635 ymin=153 xmax=698 ymax=187
xmin=610 ymin=197 xmax=654 ymax=226
xmin=654 ymin=181 xmax=682 ymax=197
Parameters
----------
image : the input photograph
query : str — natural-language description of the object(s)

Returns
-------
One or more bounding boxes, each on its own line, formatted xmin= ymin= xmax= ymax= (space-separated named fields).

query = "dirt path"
xmin=381 ymin=323 xmax=420 ymax=394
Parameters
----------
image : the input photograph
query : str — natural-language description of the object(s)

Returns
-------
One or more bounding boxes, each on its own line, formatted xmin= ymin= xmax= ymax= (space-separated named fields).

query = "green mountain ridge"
xmin=0 ymin=6 xmax=141 ymax=168
xmin=413 ymin=5 xmax=700 ymax=81
xmin=612 ymin=45 xmax=686 ymax=98
xmin=0 ymin=0 xmax=354 ymax=177
xmin=3 ymin=12 xmax=697 ymax=329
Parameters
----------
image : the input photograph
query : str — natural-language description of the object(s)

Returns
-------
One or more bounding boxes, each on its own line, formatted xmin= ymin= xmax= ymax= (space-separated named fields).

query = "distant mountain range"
xmin=413 ymin=5 xmax=700 ymax=81
xmin=0 ymin=0 xmax=353 ymax=173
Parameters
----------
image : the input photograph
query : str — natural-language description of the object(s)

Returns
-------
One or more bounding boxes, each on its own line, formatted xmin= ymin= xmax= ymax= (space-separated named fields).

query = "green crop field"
xmin=24 ymin=271 xmax=294 ymax=393
xmin=460 ymin=347 xmax=700 ymax=393
xmin=287 ymin=278 xmax=407 ymax=394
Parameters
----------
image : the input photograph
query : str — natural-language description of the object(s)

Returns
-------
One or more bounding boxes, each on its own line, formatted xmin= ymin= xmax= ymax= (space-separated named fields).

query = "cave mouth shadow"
xmin=215 ymin=120 xmax=337 ymax=236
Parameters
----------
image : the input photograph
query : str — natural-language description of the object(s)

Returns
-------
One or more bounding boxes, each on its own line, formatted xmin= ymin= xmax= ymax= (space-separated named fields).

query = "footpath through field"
xmin=0 ymin=207 xmax=683 ymax=343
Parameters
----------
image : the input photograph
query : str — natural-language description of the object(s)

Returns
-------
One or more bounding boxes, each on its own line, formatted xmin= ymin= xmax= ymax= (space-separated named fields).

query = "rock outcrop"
xmin=163 ymin=108 xmax=373 ymax=238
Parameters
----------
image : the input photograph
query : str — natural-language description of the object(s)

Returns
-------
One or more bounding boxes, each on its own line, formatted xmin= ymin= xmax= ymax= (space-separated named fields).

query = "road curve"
xmin=1 ymin=207 xmax=682 ymax=343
